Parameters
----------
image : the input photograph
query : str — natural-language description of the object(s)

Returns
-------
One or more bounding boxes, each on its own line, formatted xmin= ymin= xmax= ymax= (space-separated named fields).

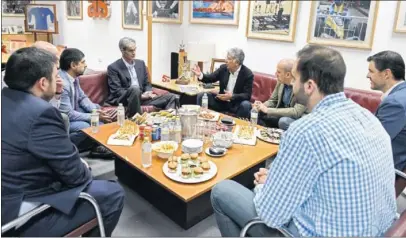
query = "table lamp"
xmin=187 ymin=42 xmax=215 ymax=74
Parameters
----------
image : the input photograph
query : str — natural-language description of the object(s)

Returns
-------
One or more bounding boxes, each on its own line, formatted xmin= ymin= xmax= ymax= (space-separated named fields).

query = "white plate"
xmin=233 ymin=125 xmax=257 ymax=146
xmin=162 ymin=159 xmax=218 ymax=184
xmin=256 ymin=128 xmax=283 ymax=145
xmin=205 ymin=148 xmax=227 ymax=157
xmin=198 ymin=111 xmax=220 ymax=122
xmin=151 ymin=141 xmax=179 ymax=159
xmin=107 ymin=132 xmax=138 ymax=146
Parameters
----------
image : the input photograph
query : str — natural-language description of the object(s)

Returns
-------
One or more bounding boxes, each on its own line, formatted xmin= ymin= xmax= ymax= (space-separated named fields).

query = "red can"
xmin=139 ymin=125 xmax=145 ymax=141
xmin=144 ymin=126 xmax=152 ymax=140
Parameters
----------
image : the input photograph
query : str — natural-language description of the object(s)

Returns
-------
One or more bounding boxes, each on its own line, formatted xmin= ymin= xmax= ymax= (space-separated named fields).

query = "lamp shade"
xmin=187 ymin=42 xmax=215 ymax=62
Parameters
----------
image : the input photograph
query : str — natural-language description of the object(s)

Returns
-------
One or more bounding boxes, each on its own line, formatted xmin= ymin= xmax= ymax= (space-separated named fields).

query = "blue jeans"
xmin=278 ymin=117 xmax=296 ymax=130
xmin=211 ymin=180 xmax=299 ymax=237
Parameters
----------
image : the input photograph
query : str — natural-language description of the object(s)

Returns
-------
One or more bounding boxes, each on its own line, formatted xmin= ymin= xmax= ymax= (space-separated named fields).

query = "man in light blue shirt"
xmin=211 ymin=45 xmax=397 ymax=237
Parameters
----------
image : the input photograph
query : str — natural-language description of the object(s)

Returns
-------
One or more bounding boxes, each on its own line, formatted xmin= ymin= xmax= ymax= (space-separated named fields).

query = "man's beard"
xmin=41 ymin=90 xmax=55 ymax=102
xmin=294 ymin=84 xmax=309 ymax=108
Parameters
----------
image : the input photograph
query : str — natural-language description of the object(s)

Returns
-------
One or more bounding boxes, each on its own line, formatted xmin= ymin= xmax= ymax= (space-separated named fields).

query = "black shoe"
xmin=88 ymin=146 xmax=115 ymax=160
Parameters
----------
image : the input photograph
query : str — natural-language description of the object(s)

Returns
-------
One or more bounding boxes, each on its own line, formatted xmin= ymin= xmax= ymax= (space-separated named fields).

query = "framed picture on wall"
xmin=246 ymin=0 xmax=299 ymax=42
xmin=148 ymin=0 xmax=183 ymax=24
xmin=66 ymin=0 xmax=83 ymax=20
xmin=307 ymin=0 xmax=379 ymax=49
xmin=210 ymin=58 xmax=226 ymax=73
xmin=394 ymin=1 xmax=406 ymax=33
xmin=189 ymin=0 xmax=240 ymax=26
xmin=24 ymin=4 xmax=58 ymax=34
xmin=122 ymin=0 xmax=143 ymax=30
xmin=2 ymin=0 xmax=34 ymax=17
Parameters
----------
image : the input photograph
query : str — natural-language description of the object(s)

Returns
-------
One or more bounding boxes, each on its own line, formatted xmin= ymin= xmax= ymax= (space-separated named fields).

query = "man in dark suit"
xmin=194 ymin=47 xmax=254 ymax=118
xmin=367 ymin=50 xmax=406 ymax=197
xmin=106 ymin=37 xmax=177 ymax=117
xmin=1 ymin=47 xmax=124 ymax=236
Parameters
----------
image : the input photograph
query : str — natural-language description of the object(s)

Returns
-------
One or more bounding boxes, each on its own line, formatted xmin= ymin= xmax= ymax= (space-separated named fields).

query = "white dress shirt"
xmin=122 ymin=58 xmax=140 ymax=88
xmin=381 ymin=81 xmax=403 ymax=100
xmin=198 ymin=66 xmax=241 ymax=93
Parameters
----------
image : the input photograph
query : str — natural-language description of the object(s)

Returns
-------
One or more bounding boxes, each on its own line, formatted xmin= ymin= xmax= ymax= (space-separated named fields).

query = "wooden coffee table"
xmin=152 ymin=80 xmax=219 ymax=105
xmin=83 ymin=118 xmax=278 ymax=229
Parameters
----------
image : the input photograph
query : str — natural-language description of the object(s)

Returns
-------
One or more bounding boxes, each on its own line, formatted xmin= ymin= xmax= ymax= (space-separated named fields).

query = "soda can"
xmin=139 ymin=125 xmax=145 ymax=141
xmin=152 ymin=125 xmax=159 ymax=141
xmin=154 ymin=124 xmax=161 ymax=140
xmin=144 ymin=126 xmax=152 ymax=140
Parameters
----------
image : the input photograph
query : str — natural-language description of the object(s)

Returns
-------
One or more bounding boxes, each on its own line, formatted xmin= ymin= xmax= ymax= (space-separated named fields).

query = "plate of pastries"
xmin=107 ymin=120 xmax=139 ymax=146
xmin=198 ymin=111 xmax=220 ymax=122
xmin=256 ymin=128 xmax=284 ymax=144
xmin=162 ymin=153 xmax=218 ymax=184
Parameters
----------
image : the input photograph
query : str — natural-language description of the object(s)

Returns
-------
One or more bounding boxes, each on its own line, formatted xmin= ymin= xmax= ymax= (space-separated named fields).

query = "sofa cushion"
xmin=251 ymin=72 xmax=277 ymax=103
xmin=344 ymin=88 xmax=381 ymax=113
xmin=79 ymin=71 xmax=108 ymax=105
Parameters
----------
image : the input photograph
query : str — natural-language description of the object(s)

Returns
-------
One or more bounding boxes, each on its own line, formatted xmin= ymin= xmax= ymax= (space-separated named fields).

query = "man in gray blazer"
xmin=106 ymin=37 xmax=177 ymax=117
xmin=59 ymin=48 xmax=112 ymax=157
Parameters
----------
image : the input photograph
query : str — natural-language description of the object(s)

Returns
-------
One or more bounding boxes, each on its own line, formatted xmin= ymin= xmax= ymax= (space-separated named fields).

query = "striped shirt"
xmin=254 ymin=92 xmax=397 ymax=236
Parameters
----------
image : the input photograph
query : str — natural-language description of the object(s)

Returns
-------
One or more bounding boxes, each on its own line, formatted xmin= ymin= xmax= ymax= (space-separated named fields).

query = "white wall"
xmin=181 ymin=1 xmax=406 ymax=90
xmin=3 ymin=1 xmax=405 ymax=90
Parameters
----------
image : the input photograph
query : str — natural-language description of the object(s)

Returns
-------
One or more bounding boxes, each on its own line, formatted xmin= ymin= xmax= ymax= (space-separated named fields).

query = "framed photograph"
xmin=394 ymin=1 xmax=406 ymax=33
xmin=25 ymin=4 xmax=58 ymax=33
xmin=66 ymin=0 xmax=83 ymax=20
xmin=210 ymin=58 xmax=226 ymax=73
xmin=246 ymin=0 xmax=299 ymax=42
xmin=2 ymin=27 xmax=10 ymax=34
xmin=189 ymin=0 xmax=240 ymax=26
xmin=122 ymin=0 xmax=143 ymax=30
xmin=307 ymin=0 xmax=379 ymax=50
xmin=2 ymin=0 xmax=34 ymax=17
xmin=148 ymin=0 xmax=183 ymax=24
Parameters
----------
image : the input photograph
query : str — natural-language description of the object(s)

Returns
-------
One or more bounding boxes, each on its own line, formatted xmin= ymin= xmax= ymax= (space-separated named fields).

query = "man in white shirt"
xmin=193 ymin=47 xmax=254 ymax=118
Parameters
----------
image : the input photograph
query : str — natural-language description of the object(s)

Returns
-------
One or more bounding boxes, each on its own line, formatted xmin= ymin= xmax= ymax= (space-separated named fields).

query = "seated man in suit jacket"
xmin=59 ymin=48 xmax=113 ymax=157
xmin=1 ymin=47 xmax=124 ymax=236
xmin=253 ymin=59 xmax=307 ymax=130
xmin=194 ymin=47 xmax=254 ymax=118
xmin=367 ymin=50 xmax=406 ymax=197
xmin=106 ymin=37 xmax=177 ymax=117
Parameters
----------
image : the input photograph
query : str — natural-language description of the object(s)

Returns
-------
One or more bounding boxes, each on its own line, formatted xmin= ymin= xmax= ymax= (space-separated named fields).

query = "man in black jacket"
xmin=106 ymin=37 xmax=177 ymax=117
xmin=194 ymin=47 xmax=254 ymax=118
xmin=2 ymin=47 xmax=124 ymax=236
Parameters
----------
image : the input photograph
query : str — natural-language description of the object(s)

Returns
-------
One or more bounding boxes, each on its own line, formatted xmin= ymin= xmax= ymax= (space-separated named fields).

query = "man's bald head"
xmin=276 ymin=59 xmax=295 ymax=85
xmin=33 ymin=41 xmax=60 ymax=58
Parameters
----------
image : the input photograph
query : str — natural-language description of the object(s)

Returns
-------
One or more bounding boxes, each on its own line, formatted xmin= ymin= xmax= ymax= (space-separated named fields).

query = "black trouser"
xmin=258 ymin=111 xmax=280 ymax=128
xmin=197 ymin=92 xmax=252 ymax=119
xmin=119 ymin=86 xmax=177 ymax=117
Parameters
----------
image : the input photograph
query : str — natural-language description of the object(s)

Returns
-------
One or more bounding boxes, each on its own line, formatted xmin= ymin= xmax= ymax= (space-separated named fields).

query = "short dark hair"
xmin=367 ymin=51 xmax=405 ymax=81
xmin=59 ymin=48 xmax=85 ymax=71
xmin=296 ymin=45 xmax=346 ymax=95
xmin=4 ymin=47 xmax=57 ymax=91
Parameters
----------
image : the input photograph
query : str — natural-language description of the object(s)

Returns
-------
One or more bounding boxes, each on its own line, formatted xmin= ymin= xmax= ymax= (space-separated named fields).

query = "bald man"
xmin=253 ymin=59 xmax=307 ymax=130
xmin=1 ymin=41 xmax=69 ymax=130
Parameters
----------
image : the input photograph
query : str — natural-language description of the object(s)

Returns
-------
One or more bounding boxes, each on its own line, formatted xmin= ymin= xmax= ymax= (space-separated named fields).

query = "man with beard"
xmin=59 ymin=48 xmax=113 ymax=158
xmin=210 ymin=45 xmax=397 ymax=237
xmin=1 ymin=47 xmax=124 ymax=236
xmin=366 ymin=50 xmax=406 ymax=197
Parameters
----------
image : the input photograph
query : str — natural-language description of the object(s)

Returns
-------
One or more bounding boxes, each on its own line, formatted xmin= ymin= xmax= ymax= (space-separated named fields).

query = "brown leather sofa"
xmin=78 ymin=71 xmax=169 ymax=113
xmin=251 ymin=71 xmax=382 ymax=113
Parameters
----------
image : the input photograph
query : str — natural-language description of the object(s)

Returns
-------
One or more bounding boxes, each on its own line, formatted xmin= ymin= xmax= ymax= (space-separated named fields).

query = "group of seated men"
xmin=1 ymin=37 xmax=406 ymax=236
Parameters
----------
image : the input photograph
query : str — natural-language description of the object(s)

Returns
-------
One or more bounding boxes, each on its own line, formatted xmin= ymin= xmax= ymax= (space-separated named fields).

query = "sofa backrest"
xmin=79 ymin=71 xmax=109 ymax=105
xmin=252 ymin=72 xmax=277 ymax=103
xmin=251 ymin=72 xmax=382 ymax=113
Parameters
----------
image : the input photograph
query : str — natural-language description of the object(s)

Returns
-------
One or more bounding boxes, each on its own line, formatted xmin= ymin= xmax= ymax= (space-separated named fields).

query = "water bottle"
xmin=91 ymin=109 xmax=99 ymax=133
xmin=161 ymin=122 xmax=170 ymax=141
xmin=117 ymin=103 xmax=125 ymax=126
xmin=175 ymin=117 xmax=182 ymax=143
xmin=250 ymin=107 xmax=258 ymax=126
xmin=141 ymin=137 xmax=152 ymax=168
xmin=202 ymin=93 xmax=208 ymax=110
